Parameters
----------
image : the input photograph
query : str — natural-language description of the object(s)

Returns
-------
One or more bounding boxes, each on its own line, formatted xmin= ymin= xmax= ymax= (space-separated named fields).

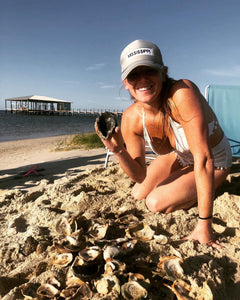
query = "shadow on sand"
xmin=0 ymin=152 xmax=107 ymax=191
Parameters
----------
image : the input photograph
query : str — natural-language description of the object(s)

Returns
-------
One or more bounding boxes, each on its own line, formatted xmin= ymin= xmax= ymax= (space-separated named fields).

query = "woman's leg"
xmin=131 ymin=152 xmax=181 ymax=200
xmin=145 ymin=167 xmax=230 ymax=213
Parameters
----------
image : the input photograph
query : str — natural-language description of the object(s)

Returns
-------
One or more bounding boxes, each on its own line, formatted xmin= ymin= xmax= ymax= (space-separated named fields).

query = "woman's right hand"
xmin=95 ymin=125 xmax=125 ymax=154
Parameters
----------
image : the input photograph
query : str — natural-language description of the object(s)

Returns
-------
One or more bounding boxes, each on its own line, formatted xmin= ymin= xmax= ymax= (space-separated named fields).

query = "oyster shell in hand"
xmin=95 ymin=112 xmax=118 ymax=140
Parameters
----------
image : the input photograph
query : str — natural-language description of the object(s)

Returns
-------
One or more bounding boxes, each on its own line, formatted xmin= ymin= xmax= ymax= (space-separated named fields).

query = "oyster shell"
xmin=88 ymin=222 xmax=109 ymax=240
xmin=166 ymin=279 xmax=194 ymax=300
xmin=78 ymin=246 xmax=102 ymax=261
xmin=103 ymin=245 xmax=121 ymax=260
xmin=71 ymin=247 xmax=103 ymax=280
xmin=104 ymin=258 xmax=126 ymax=275
xmin=126 ymin=222 xmax=155 ymax=241
xmin=121 ymin=280 xmax=148 ymax=299
xmin=95 ymin=112 xmax=118 ymax=140
xmin=153 ymin=234 xmax=168 ymax=244
xmin=36 ymin=283 xmax=59 ymax=298
xmin=117 ymin=214 xmax=140 ymax=226
xmin=21 ymin=282 xmax=40 ymax=299
xmin=52 ymin=252 xmax=73 ymax=268
xmin=94 ymin=274 xmax=120 ymax=295
xmin=61 ymin=283 xmax=92 ymax=299
xmin=158 ymin=256 xmax=184 ymax=281
xmin=56 ymin=217 xmax=77 ymax=236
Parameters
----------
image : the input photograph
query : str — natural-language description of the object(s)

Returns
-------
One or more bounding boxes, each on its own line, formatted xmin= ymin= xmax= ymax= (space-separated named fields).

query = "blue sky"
xmin=1 ymin=0 xmax=240 ymax=111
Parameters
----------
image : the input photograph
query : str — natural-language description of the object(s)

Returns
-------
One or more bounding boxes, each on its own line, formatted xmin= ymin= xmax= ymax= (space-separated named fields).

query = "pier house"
xmin=5 ymin=95 xmax=72 ymax=115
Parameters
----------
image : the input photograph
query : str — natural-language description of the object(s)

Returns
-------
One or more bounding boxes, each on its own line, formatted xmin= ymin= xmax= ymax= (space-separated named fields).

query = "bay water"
xmin=0 ymin=110 xmax=121 ymax=142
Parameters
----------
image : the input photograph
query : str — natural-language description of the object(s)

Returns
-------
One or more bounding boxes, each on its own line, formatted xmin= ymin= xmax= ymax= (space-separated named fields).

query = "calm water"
xmin=0 ymin=111 xmax=121 ymax=142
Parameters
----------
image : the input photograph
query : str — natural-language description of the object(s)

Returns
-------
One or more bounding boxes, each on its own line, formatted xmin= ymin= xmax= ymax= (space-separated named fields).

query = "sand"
xmin=0 ymin=136 xmax=239 ymax=299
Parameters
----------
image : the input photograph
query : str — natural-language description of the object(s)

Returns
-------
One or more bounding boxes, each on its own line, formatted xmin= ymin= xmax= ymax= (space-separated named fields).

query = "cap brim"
xmin=121 ymin=61 xmax=163 ymax=80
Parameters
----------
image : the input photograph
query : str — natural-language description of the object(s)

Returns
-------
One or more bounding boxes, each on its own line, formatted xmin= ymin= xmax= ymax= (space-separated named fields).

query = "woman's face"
xmin=123 ymin=66 xmax=164 ymax=105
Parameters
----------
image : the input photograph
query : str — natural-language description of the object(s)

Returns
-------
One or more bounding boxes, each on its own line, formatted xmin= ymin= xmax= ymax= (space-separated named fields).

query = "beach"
xmin=0 ymin=136 xmax=240 ymax=299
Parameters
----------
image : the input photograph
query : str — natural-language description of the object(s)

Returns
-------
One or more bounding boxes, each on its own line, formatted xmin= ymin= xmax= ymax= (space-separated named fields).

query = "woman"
xmin=97 ymin=39 xmax=232 ymax=246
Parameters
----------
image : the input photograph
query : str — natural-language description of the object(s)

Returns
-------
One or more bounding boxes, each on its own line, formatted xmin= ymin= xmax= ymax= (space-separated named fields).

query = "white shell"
xmin=103 ymin=245 xmax=121 ymax=260
xmin=104 ymin=258 xmax=126 ymax=275
xmin=52 ymin=252 xmax=73 ymax=267
xmin=121 ymin=281 xmax=148 ymax=299
xmin=158 ymin=256 xmax=184 ymax=281
xmin=126 ymin=223 xmax=155 ymax=241
xmin=153 ymin=234 xmax=168 ymax=244
xmin=94 ymin=274 xmax=120 ymax=295
xmin=56 ymin=217 xmax=77 ymax=236
xmin=88 ymin=223 xmax=109 ymax=240
xmin=169 ymin=279 xmax=193 ymax=300
xmin=78 ymin=246 xmax=102 ymax=261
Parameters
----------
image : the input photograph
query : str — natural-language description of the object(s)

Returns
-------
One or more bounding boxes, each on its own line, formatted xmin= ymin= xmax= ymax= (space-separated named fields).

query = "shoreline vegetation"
xmin=54 ymin=132 xmax=104 ymax=151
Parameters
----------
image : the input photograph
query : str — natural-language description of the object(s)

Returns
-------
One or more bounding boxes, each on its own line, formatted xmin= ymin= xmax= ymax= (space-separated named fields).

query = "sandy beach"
xmin=0 ymin=136 xmax=240 ymax=299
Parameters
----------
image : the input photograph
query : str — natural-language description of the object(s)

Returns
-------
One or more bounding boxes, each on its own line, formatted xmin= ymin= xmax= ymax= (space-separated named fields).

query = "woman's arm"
xmin=96 ymin=105 xmax=147 ymax=183
xmin=172 ymin=80 xmax=216 ymax=244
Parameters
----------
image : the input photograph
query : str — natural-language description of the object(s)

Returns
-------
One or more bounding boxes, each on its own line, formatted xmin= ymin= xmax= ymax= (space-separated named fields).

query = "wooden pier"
xmin=5 ymin=95 xmax=123 ymax=116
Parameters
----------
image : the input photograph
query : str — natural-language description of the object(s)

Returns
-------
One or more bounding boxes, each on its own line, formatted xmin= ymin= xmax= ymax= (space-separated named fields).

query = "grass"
xmin=54 ymin=132 xmax=104 ymax=151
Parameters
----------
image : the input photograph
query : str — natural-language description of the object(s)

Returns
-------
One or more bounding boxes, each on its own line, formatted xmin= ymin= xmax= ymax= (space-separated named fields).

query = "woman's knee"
xmin=131 ymin=184 xmax=146 ymax=200
xmin=145 ymin=195 xmax=164 ymax=213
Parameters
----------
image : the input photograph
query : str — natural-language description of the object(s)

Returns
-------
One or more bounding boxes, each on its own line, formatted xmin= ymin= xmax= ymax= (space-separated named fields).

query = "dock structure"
xmin=5 ymin=95 xmax=124 ymax=116
xmin=5 ymin=95 xmax=72 ymax=115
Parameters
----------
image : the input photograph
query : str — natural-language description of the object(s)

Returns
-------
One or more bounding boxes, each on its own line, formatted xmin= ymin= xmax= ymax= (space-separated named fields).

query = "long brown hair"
xmin=158 ymin=74 xmax=177 ymax=138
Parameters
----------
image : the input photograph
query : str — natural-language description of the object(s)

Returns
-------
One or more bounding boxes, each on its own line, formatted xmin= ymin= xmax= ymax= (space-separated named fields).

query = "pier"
xmin=5 ymin=95 xmax=123 ymax=116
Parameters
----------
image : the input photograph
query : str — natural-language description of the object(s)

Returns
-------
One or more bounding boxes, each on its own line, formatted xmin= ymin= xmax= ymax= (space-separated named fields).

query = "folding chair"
xmin=104 ymin=145 xmax=156 ymax=168
xmin=104 ymin=148 xmax=113 ymax=168
xmin=205 ymin=84 xmax=240 ymax=157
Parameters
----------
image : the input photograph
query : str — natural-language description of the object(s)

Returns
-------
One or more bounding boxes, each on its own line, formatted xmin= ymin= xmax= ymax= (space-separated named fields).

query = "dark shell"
xmin=95 ymin=112 xmax=118 ymax=140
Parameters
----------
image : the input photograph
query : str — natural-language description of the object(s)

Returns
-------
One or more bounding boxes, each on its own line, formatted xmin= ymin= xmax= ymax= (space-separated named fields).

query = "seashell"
xmin=52 ymin=252 xmax=73 ymax=268
xmin=21 ymin=282 xmax=40 ymax=299
xmin=121 ymin=280 xmax=148 ymax=299
xmin=56 ymin=217 xmax=75 ymax=236
xmin=54 ymin=233 xmax=86 ymax=253
xmin=53 ymin=241 xmax=73 ymax=253
xmin=88 ymin=222 xmax=109 ymax=240
xmin=66 ymin=235 xmax=82 ymax=247
xmin=66 ymin=266 xmax=85 ymax=286
xmin=94 ymin=274 xmax=120 ymax=295
xmin=78 ymin=246 xmax=102 ymax=262
xmin=117 ymin=214 xmax=140 ymax=226
xmin=95 ymin=112 xmax=118 ymax=140
xmin=47 ymin=276 xmax=61 ymax=288
xmin=153 ymin=234 xmax=168 ymax=244
xmin=158 ymin=256 xmax=184 ymax=281
xmin=104 ymin=258 xmax=126 ymax=275
xmin=63 ymin=283 xmax=92 ymax=299
xmin=36 ymin=283 xmax=59 ymax=298
xmin=103 ymin=245 xmax=121 ymax=260
xmin=166 ymin=279 xmax=194 ymax=300
xmin=60 ymin=285 xmax=80 ymax=299
xmin=126 ymin=223 xmax=155 ymax=241
xmin=121 ymin=239 xmax=138 ymax=254
xmin=71 ymin=249 xmax=102 ymax=280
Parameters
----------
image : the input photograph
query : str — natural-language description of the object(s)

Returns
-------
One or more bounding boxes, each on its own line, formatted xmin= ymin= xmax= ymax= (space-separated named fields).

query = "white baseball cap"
xmin=120 ymin=39 xmax=164 ymax=80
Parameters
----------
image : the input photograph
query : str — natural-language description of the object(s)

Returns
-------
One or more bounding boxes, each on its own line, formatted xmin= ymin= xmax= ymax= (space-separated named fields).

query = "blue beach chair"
xmin=205 ymin=84 xmax=240 ymax=157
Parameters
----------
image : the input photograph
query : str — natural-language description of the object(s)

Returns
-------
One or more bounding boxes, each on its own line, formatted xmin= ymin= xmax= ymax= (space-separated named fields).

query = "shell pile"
xmin=17 ymin=211 xmax=210 ymax=300
xmin=1 ymin=164 xmax=238 ymax=299
xmin=95 ymin=112 xmax=118 ymax=140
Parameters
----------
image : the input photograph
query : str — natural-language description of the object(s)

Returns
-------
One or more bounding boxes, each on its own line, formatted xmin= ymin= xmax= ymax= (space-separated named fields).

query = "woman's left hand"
xmin=183 ymin=219 xmax=222 ymax=248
